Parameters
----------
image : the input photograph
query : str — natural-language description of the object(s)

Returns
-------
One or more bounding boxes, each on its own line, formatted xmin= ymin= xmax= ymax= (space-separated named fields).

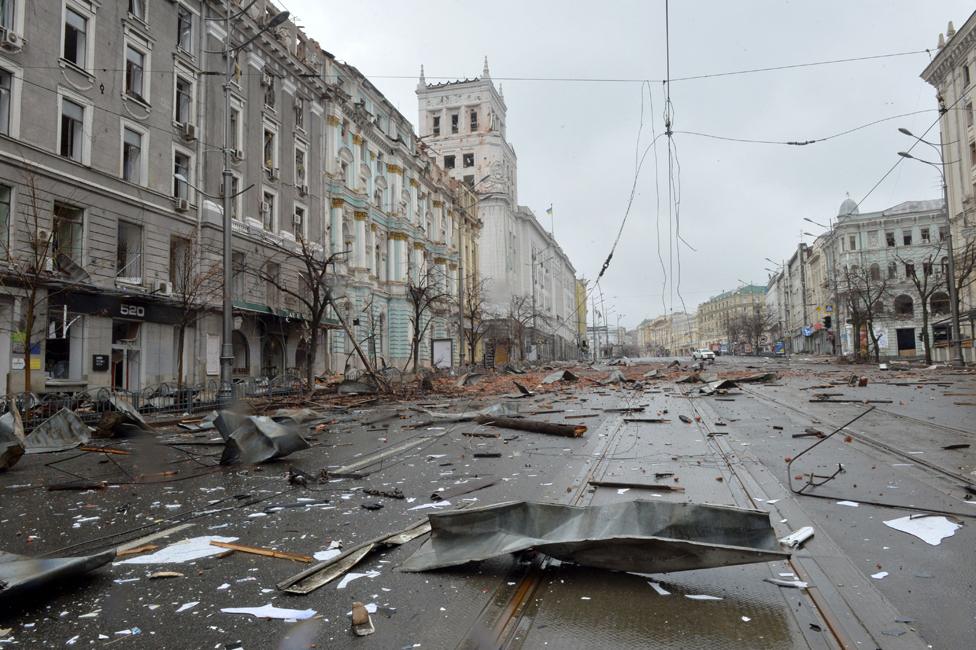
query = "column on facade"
xmin=326 ymin=115 xmax=340 ymax=174
xmin=329 ymin=198 xmax=344 ymax=258
xmin=408 ymin=179 xmax=418 ymax=224
xmin=448 ymin=263 xmax=458 ymax=298
xmin=387 ymin=236 xmax=397 ymax=281
xmin=352 ymin=134 xmax=362 ymax=185
xmin=399 ymin=239 xmax=409 ymax=282
xmin=388 ymin=164 xmax=402 ymax=213
xmin=353 ymin=211 xmax=367 ymax=269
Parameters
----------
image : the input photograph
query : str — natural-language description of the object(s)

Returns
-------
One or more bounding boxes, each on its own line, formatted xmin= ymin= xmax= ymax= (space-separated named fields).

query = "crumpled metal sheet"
xmin=542 ymin=370 xmax=579 ymax=384
xmin=23 ymin=409 xmax=91 ymax=453
xmin=0 ymin=549 xmax=114 ymax=603
xmin=219 ymin=415 xmax=310 ymax=465
xmin=0 ymin=409 xmax=26 ymax=470
xmin=401 ymin=500 xmax=789 ymax=573
xmin=420 ymin=403 xmax=516 ymax=422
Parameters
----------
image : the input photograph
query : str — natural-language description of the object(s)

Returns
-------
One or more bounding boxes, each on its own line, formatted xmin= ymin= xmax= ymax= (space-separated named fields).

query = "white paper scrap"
xmin=835 ymin=501 xmax=859 ymax=507
xmin=313 ymin=549 xmax=342 ymax=562
xmin=871 ymin=571 xmax=888 ymax=580
xmin=685 ymin=594 xmax=723 ymax=601
xmin=883 ymin=515 xmax=961 ymax=546
xmin=741 ymin=616 xmax=751 ymax=622
xmin=617 ymin=488 xmax=630 ymax=495
xmin=648 ymin=581 xmax=671 ymax=596
xmin=116 ymin=536 xmax=239 ymax=564
xmin=220 ymin=604 xmax=317 ymax=620
xmin=336 ymin=570 xmax=380 ymax=590
xmin=176 ymin=601 xmax=198 ymax=613
xmin=408 ymin=501 xmax=452 ymax=511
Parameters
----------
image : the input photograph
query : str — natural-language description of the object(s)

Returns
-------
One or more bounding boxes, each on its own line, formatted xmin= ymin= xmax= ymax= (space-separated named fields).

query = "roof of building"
xmin=837 ymin=196 xmax=859 ymax=217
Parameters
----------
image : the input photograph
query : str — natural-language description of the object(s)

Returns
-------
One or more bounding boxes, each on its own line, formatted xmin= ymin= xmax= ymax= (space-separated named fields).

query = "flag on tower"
xmin=545 ymin=204 xmax=553 ymax=217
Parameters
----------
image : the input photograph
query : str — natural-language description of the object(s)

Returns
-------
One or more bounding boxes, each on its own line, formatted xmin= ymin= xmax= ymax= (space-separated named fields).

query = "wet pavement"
xmin=0 ymin=356 xmax=972 ymax=648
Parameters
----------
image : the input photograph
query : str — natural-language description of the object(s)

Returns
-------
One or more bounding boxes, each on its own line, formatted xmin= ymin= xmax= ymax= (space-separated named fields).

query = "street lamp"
xmin=898 ymin=128 xmax=965 ymax=367
xmin=804 ymin=217 xmax=829 ymax=229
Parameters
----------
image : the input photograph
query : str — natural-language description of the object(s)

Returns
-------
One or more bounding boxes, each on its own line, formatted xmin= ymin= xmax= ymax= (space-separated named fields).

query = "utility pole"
xmin=456 ymin=205 xmax=465 ymax=367
xmin=218 ymin=1 xmax=235 ymax=403
xmin=530 ymin=246 xmax=537 ymax=360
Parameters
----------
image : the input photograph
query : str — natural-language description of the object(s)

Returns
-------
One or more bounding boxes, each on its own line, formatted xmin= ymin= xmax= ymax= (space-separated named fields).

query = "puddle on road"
xmin=514 ymin=563 xmax=813 ymax=649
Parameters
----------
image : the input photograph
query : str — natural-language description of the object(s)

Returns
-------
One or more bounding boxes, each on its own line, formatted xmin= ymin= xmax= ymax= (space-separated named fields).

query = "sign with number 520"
xmin=120 ymin=304 xmax=146 ymax=318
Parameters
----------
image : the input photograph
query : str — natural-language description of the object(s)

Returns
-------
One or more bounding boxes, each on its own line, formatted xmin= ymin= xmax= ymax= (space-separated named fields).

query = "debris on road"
xmin=401 ymin=500 xmax=788 ymax=573
xmin=0 ymin=549 xmax=114 ymax=604
xmin=0 ymin=408 xmax=25 ymax=471
xmin=218 ymin=415 xmax=310 ymax=465
xmin=678 ymin=414 xmax=693 ymax=424
xmin=474 ymin=416 xmax=587 ymax=438
xmin=23 ymin=409 xmax=91 ymax=453
xmin=117 ymin=536 xmax=239 ymax=564
xmin=589 ymin=480 xmax=685 ymax=492
xmin=209 ymin=541 xmax=313 ymax=563
xmin=432 ymin=477 xmax=496 ymax=501
xmin=883 ymin=514 xmax=962 ymax=546
xmin=763 ymin=577 xmax=809 ymax=589
xmin=220 ymin=603 xmax=317 ymax=620
xmin=351 ymin=601 xmax=376 ymax=636
xmin=778 ymin=526 xmax=815 ymax=548
xmin=542 ymin=370 xmax=579 ymax=384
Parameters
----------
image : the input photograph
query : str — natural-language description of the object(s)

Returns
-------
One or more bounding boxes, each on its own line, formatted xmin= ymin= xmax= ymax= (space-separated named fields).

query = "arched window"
xmin=872 ymin=300 xmax=885 ymax=315
xmin=931 ymin=292 xmax=950 ymax=315
xmin=893 ymin=294 xmax=914 ymax=318
xmin=869 ymin=263 xmax=881 ymax=281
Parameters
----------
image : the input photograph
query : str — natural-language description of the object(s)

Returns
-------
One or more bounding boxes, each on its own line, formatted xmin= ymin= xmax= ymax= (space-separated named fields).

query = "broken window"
xmin=63 ymin=8 xmax=88 ymax=68
xmin=885 ymin=231 xmax=895 ymax=247
xmin=263 ymin=72 xmax=275 ymax=109
xmin=46 ymin=310 xmax=84 ymax=380
xmin=965 ymin=64 xmax=972 ymax=87
xmin=263 ymin=128 xmax=276 ymax=171
xmin=887 ymin=261 xmax=897 ymax=279
xmin=294 ymin=96 xmax=305 ymax=130
xmin=922 ymin=261 xmax=933 ymax=276
xmin=175 ymin=75 xmax=192 ymax=124
xmin=261 ymin=190 xmax=275 ymax=231
xmin=451 ymin=113 xmax=458 ymax=134
xmin=967 ymin=102 xmax=974 ymax=129
xmin=293 ymin=204 xmax=305 ymax=237
xmin=931 ymin=292 xmax=950 ymax=315
xmin=432 ymin=114 xmax=440 ymax=137
xmin=265 ymin=261 xmax=280 ymax=305
xmin=52 ymin=203 xmax=83 ymax=266
xmin=295 ymin=146 xmax=306 ymax=187
xmin=462 ymin=153 xmax=474 ymax=168
xmin=903 ymin=231 xmax=912 ymax=246
xmin=173 ymin=151 xmax=190 ymax=199
xmin=904 ymin=262 xmax=915 ymax=278
xmin=115 ymin=221 xmax=143 ymax=283
xmin=938 ymin=225 xmax=947 ymax=242
xmin=128 ymin=0 xmax=145 ymax=21
xmin=869 ymin=263 xmax=880 ymax=281
xmin=470 ymin=109 xmax=478 ymax=131
xmin=893 ymin=294 xmax=914 ymax=317
xmin=229 ymin=106 xmax=241 ymax=152
xmin=0 ymin=68 xmax=12 ymax=136
xmin=463 ymin=175 xmax=474 ymax=187
xmin=0 ymin=183 xmax=9 ymax=252
xmin=122 ymin=127 xmax=142 ymax=184
xmin=921 ymin=227 xmax=930 ymax=243
xmin=169 ymin=236 xmax=191 ymax=287
xmin=847 ymin=235 xmax=856 ymax=251
xmin=444 ymin=155 xmax=455 ymax=169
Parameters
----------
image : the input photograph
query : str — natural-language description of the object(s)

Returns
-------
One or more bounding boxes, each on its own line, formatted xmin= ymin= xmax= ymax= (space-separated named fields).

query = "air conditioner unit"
xmin=155 ymin=279 xmax=173 ymax=296
xmin=1 ymin=30 xmax=22 ymax=50
xmin=299 ymin=184 xmax=308 ymax=196
xmin=182 ymin=122 xmax=197 ymax=141
xmin=232 ymin=148 xmax=244 ymax=161
xmin=36 ymin=228 xmax=52 ymax=245
xmin=43 ymin=257 xmax=55 ymax=272
xmin=292 ymin=213 xmax=303 ymax=226
xmin=174 ymin=198 xmax=190 ymax=212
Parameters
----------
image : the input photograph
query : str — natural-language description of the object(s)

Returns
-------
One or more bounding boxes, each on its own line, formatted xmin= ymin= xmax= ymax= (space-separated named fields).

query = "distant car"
xmin=692 ymin=349 xmax=716 ymax=361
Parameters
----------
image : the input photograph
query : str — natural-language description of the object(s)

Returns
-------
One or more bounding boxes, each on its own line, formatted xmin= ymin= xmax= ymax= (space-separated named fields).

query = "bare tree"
xmin=840 ymin=264 xmax=890 ymax=362
xmin=461 ymin=277 xmax=493 ymax=365
xmin=168 ymin=234 xmax=222 ymax=397
xmin=245 ymin=235 xmax=363 ymax=389
xmin=508 ymin=294 xmax=549 ymax=361
xmin=723 ymin=313 xmax=742 ymax=354
xmin=899 ymin=243 xmax=946 ymax=365
xmin=404 ymin=266 xmax=451 ymax=372
xmin=736 ymin=307 xmax=774 ymax=354
xmin=952 ymin=236 xmax=976 ymax=322
xmin=0 ymin=173 xmax=92 ymax=394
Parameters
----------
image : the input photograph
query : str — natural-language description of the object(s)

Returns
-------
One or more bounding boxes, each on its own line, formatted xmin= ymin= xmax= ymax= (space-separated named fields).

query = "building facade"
xmin=416 ymin=62 xmax=579 ymax=363
xmin=921 ymin=13 xmax=976 ymax=363
xmin=695 ymin=285 xmax=765 ymax=353
xmin=0 ymin=0 xmax=478 ymax=395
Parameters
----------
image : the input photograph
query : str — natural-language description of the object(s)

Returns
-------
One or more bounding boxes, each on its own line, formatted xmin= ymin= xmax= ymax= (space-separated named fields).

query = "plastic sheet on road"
xmin=401 ymin=500 xmax=789 ymax=573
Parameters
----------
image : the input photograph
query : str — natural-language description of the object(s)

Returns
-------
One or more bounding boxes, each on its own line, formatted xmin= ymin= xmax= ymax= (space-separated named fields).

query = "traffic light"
xmin=823 ymin=316 xmax=832 ymax=329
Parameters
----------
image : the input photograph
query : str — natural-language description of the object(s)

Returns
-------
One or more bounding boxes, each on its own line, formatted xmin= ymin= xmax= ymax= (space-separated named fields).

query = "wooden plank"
xmin=209 ymin=541 xmax=313 ymax=563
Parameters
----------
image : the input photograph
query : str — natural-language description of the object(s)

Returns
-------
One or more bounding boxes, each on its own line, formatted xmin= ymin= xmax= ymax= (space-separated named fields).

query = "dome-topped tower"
xmin=837 ymin=194 xmax=859 ymax=217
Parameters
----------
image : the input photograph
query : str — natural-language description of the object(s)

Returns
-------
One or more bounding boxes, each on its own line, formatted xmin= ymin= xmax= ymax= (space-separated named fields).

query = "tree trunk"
xmin=306 ymin=320 xmax=318 ymax=392
xmin=22 ymin=291 xmax=35 ymax=395
xmin=920 ymin=305 xmax=932 ymax=365
xmin=176 ymin=324 xmax=186 ymax=397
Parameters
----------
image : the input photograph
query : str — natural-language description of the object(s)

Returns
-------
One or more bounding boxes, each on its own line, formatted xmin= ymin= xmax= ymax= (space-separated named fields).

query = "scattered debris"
xmin=623 ymin=418 xmax=670 ymax=423
xmin=835 ymin=501 xmax=859 ymax=508
xmin=473 ymin=451 xmax=502 ymax=458
xmin=678 ymin=415 xmax=693 ymax=424
xmin=513 ymin=381 xmax=534 ymax=397
xmin=22 ymin=409 xmax=91 ymax=453
xmin=778 ymin=527 xmax=814 ymax=549
xmin=648 ymin=581 xmax=671 ymax=596
xmin=401 ymin=500 xmax=788 ymax=573
xmin=148 ymin=571 xmax=184 ymax=579
xmin=363 ymin=487 xmax=405 ymax=499
xmin=942 ymin=443 xmax=970 ymax=450
xmin=736 ymin=373 xmax=779 ymax=384
xmin=0 ymin=549 xmax=114 ymax=604
xmin=117 ymin=536 xmax=239 ymax=565
xmin=219 ymin=415 xmax=310 ymax=465
xmin=0 ymin=408 xmax=25 ymax=471
xmin=209 ymin=541 xmax=313 ymax=563
xmin=351 ymin=601 xmax=375 ymax=636
xmin=883 ymin=514 xmax=961 ymax=546
xmin=220 ymin=604 xmax=317 ymax=620
xmin=589 ymin=480 xmax=685 ymax=492
xmin=457 ymin=372 xmax=486 ymax=387
xmin=474 ymin=416 xmax=587 ymax=438
xmin=763 ymin=577 xmax=809 ymax=589
xmin=684 ymin=594 xmax=723 ymax=601
xmin=431 ymin=477 xmax=496 ymax=501
xmin=601 ymin=369 xmax=628 ymax=385
xmin=542 ymin=370 xmax=579 ymax=384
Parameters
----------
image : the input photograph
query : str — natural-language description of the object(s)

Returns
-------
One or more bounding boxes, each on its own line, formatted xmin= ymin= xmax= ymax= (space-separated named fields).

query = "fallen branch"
xmin=473 ymin=416 xmax=586 ymax=438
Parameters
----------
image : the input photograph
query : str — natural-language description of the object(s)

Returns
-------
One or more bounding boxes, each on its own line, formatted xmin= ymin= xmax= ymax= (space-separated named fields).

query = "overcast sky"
xmin=285 ymin=0 xmax=972 ymax=329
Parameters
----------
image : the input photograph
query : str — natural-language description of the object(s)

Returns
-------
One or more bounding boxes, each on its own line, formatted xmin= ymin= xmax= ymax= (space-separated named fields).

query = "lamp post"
xmin=898 ymin=128 xmax=965 ymax=367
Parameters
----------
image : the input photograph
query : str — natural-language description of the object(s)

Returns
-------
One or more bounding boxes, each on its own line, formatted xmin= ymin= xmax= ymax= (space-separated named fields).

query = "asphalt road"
xmin=1 ymin=356 xmax=972 ymax=648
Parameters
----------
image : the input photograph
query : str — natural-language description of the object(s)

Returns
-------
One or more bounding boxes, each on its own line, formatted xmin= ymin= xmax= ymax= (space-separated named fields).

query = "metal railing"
xmin=2 ymin=374 xmax=305 ymax=434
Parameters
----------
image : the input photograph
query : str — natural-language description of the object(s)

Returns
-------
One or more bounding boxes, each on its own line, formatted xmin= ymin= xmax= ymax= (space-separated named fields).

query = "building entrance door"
xmin=895 ymin=327 xmax=916 ymax=356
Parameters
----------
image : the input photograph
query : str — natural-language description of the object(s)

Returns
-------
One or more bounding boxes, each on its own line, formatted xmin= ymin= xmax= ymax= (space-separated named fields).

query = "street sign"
xmin=759 ymin=335 xmax=769 ymax=344
xmin=825 ymin=304 xmax=833 ymax=313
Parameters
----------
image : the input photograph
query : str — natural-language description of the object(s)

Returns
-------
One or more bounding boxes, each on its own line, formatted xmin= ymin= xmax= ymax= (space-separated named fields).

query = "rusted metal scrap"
xmin=400 ymin=500 xmax=789 ymax=573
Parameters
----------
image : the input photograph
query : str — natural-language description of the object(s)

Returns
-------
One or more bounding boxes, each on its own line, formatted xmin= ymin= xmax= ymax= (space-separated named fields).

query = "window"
xmin=931 ymin=292 xmax=950 ymax=315
xmin=470 ymin=109 xmax=478 ymax=131
xmin=847 ymin=235 xmax=856 ymax=251
xmin=174 ymin=75 xmax=192 ymax=124
xmin=463 ymin=174 xmax=474 ymax=187
xmin=265 ymin=261 xmax=279 ymax=305
xmin=0 ymin=68 xmax=11 ymax=136
xmin=0 ymin=0 xmax=14 ymax=31
xmin=869 ymin=263 xmax=880 ymax=281
xmin=965 ymin=64 xmax=972 ymax=88
xmin=444 ymin=154 xmax=455 ymax=169
xmin=173 ymin=150 xmax=190 ymax=199
xmin=59 ymin=98 xmax=84 ymax=162
xmin=128 ymin=0 xmax=145 ymax=21
xmin=261 ymin=190 xmax=275 ymax=231
xmin=232 ymin=250 xmax=246 ymax=298
xmin=887 ymin=261 xmax=897 ymax=279
xmin=922 ymin=261 xmax=933 ymax=276
xmin=295 ymin=145 xmax=307 ymax=188
xmin=116 ymin=221 xmax=142 ymax=283
xmin=293 ymin=204 xmax=305 ymax=238
xmin=967 ymin=102 xmax=974 ymax=129
xmin=903 ymin=231 xmax=912 ymax=246
xmin=63 ymin=7 xmax=88 ymax=68
xmin=294 ymin=97 xmax=305 ymax=130
xmin=432 ymin=115 xmax=440 ymax=137
xmin=52 ymin=203 xmax=83 ymax=265
xmin=904 ymin=262 xmax=915 ymax=278
xmin=226 ymin=173 xmax=241 ymax=219
xmin=229 ymin=104 xmax=242 ymax=153
xmin=122 ymin=127 xmax=143 ymax=183
xmin=451 ymin=113 xmax=459 ymax=134
xmin=263 ymin=127 xmax=276 ymax=171
xmin=125 ymin=46 xmax=146 ymax=101
xmin=0 ymin=183 xmax=10 ymax=252
xmin=920 ymin=227 xmax=930 ymax=243
xmin=263 ymin=72 xmax=275 ymax=109
xmin=894 ymin=294 xmax=914 ymax=318
xmin=462 ymin=153 xmax=474 ymax=168
xmin=971 ymin=141 xmax=976 ymax=166
xmin=176 ymin=5 xmax=193 ymax=52
xmin=885 ymin=231 xmax=895 ymax=247
xmin=169 ymin=236 xmax=191 ymax=286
